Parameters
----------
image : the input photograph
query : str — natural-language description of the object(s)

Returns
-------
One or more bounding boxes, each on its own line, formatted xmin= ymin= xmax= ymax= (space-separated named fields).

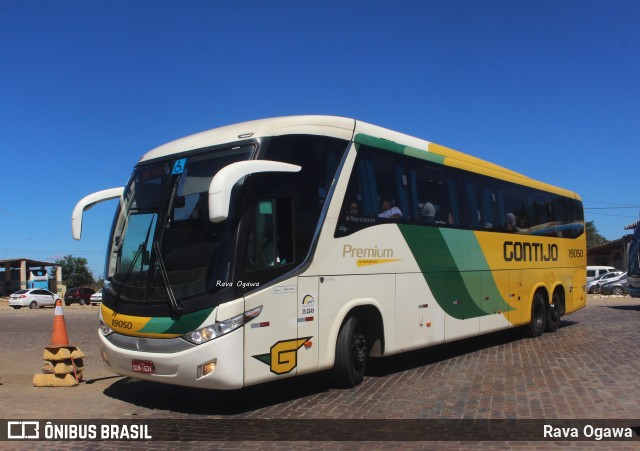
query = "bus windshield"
xmin=106 ymin=145 xmax=254 ymax=310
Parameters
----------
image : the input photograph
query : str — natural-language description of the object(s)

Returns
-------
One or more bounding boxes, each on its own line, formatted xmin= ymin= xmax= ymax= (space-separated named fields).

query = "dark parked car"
xmin=64 ymin=287 xmax=96 ymax=306
xmin=600 ymin=276 xmax=628 ymax=296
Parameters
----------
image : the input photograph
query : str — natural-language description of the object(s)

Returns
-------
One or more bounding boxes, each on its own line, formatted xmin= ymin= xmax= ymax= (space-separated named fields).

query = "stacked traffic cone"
xmin=33 ymin=299 xmax=85 ymax=387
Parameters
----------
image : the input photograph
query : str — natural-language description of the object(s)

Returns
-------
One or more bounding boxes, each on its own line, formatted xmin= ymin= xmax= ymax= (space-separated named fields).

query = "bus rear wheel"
xmin=545 ymin=304 xmax=560 ymax=332
xmin=332 ymin=314 xmax=368 ymax=387
xmin=545 ymin=291 xmax=563 ymax=333
xmin=525 ymin=293 xmax=546 ymax=338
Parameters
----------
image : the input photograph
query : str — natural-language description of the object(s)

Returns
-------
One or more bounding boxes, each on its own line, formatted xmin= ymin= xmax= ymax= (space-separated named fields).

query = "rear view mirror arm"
xmin=72 ymin=187 xmax=124 ymax=240
xmin=208 ymin=160 xmax=301 ymax=223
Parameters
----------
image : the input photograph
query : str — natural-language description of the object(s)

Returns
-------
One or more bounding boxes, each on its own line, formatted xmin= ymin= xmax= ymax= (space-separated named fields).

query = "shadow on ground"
xmin=367 ymin=321 xmax=576 ymax=378
xmin=101 ymin=320 xmax=577 ymax=416
xmin=606 ymin=304 xmax=640 ymax=312
xmin=103 ymin=371 xmax=332 ymax=416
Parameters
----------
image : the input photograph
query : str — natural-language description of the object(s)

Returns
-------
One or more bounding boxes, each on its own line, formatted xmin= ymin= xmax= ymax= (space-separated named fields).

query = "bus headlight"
xmin=183 ymin=306 xmax=262 ymax=345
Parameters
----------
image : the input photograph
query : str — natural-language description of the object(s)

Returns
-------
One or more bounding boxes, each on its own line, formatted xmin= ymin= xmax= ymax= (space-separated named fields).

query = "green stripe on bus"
xmin=398 ymin=225 xmax=511 ymax=318
xmin=439 ymin=229 xmax=513 ymax=314
xmin=139 ymin=307 xmax=215 ymax=335
xmin=354 ymin=133 xmax=445 ymax=164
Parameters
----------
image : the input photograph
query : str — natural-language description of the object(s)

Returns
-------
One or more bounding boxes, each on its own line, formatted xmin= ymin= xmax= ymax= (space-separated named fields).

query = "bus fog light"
xmin=99 ymin=318 xmax=114 ymax=336
xmin=197 ymin=359 xmax=217 ymax=378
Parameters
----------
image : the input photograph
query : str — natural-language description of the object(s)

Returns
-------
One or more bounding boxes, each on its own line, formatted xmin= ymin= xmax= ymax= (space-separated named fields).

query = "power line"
xmin=584 ymin=206 xmax=640 ymax=210
xmin=587 ymin=211 xmax=639 ymax=219
xmin=584 ymin=200 xmax=640 ymax=206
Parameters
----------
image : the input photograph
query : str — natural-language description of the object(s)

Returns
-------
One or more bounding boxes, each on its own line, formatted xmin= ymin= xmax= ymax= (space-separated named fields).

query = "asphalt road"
xmin=0 ymin=295 xmax=639 ymax=449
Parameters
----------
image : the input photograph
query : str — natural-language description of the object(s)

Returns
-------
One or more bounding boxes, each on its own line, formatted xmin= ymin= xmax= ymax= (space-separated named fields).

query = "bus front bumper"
xmin=98 ymin=327 xmax=244 ymax=390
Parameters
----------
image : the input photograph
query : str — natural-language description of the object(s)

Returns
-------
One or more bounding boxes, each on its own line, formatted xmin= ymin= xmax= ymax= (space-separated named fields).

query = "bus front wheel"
xmin=525 ymin=293 xmax=547 ymax=338
xmin=332 ymin=315 xmax=368 ymax=387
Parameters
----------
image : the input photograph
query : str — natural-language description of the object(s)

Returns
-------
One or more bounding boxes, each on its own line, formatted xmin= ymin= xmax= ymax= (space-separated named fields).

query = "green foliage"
xmin=586 ymin=221 xmax=608 ymax=249
xmin=52 ymin=255 xmax=95 ymax=288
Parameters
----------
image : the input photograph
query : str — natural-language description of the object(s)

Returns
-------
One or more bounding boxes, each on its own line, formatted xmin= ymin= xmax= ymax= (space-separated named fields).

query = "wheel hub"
xmin=352 ymin=334 xmax=367 ymax=368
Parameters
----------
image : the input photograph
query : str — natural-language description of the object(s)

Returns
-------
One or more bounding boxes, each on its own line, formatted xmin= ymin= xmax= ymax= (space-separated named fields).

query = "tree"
xmin=586 ymin=221 xmax=608 ymax=249
xmin=52 ymin=255 xmax=95 ymax=288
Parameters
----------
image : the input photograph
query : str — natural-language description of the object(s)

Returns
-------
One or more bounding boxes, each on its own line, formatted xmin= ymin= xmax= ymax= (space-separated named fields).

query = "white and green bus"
xmin=73 ymin=116 xmax=586 ymax=389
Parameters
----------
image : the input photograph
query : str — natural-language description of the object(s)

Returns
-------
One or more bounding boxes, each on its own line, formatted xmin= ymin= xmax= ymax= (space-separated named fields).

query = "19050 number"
xmin=112 ymin=319 xmax=133 ymax=329
xmin=569 ymin=249 xmax=584 ymax=258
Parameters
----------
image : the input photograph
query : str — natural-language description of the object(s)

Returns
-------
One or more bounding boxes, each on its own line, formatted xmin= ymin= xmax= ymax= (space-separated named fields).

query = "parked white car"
xmin=90 ymin=288 xmax=103 ymax=305
xmin=587 ymin=271 xmax=627 ymax=293
xmin=587 ymin=271 xmax=625 ymax=293
xmin=586 ymin=266 xmax=618 ymax=283
xmin=9 ymin=289 xmax=61 ymax=309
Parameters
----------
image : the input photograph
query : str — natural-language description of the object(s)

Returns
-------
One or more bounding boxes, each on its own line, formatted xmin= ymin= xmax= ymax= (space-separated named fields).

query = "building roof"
xmin=587 ymin=237 xmax=630 ymax=254
xmin=0 ymin=258 xmax=58 ymax=268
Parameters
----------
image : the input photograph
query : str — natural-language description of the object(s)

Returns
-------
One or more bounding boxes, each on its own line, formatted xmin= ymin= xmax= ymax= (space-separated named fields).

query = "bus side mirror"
xmin=72 ymin=187 xmax=124 ymax=240
xmin=208 ymin=160 xmax=301 ymax=223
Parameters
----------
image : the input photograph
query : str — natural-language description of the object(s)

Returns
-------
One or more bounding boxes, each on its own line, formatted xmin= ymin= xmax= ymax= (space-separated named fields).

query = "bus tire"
xmin=525 ymin=293 xmax=546 ymax=338
xmin=545 ymin=304 xmax=560 ymax=332
xmin=545 ymin=291 xmax=563 ymax=333
xmin=555 ymin=292 xmax=566 ymax=316
xmin=332 ymin=314 xmax=368 ymax=387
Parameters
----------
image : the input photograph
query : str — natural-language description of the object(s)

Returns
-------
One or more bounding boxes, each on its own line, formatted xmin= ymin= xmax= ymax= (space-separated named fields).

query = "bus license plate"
xmin=131 ymin=359 xmax=154 ymax=374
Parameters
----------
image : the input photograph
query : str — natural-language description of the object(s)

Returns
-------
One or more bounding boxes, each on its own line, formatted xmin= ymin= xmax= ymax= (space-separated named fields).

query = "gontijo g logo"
xmin=253 ymin=337 xmax=313 ymax=375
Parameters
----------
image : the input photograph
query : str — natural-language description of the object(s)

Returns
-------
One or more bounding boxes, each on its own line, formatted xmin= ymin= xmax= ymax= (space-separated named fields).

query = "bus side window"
xmin=245 ymin=198 xmax=294 ymax=273
xmin=408 ymin=160 xmax=458 ymax=225
xmin=463 ymin=181 xmax=482 ymax=228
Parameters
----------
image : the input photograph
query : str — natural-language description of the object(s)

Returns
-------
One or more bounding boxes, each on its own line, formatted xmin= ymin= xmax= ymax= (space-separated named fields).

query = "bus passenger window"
xmin=245 ymin=198 xmax=294 ymax=273
xmin=345 ymin=200 xmax=361 ymax=221
xmin=378 ymin=198 xmax=402 ymax=219
xmin=418 ymin=202 xmax=435 ymax=222
xmin=434 ymin=208 xmax=453 ymax=225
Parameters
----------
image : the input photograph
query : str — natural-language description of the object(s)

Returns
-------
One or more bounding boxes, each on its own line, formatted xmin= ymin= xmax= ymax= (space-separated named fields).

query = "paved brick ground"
xmin=0 ymin=295 xmax=638 ymax=449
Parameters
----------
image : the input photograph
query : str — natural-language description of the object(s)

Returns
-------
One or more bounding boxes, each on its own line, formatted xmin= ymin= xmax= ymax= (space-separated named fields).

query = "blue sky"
xmin=1 ymin=0 xmax=639 ymax=277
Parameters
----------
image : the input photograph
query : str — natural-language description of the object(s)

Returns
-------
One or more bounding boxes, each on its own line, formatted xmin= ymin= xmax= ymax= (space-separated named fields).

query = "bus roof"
xmin=139 ymin=115 xmax=581 ymax=200
xmin=139 ymin=116 xmax=357 ymax=162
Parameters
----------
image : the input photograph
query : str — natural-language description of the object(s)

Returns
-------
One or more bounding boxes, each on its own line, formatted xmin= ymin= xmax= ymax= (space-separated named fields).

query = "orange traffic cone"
xmin=50 ymin=299 xmax=70 ymax=347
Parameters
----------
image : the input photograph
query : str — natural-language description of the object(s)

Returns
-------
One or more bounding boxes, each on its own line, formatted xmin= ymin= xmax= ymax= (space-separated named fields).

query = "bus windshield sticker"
xmin=172 ymin=158 xmax=187 ymax=174
xmin=273 ymin=286 xmax=296 ymax=294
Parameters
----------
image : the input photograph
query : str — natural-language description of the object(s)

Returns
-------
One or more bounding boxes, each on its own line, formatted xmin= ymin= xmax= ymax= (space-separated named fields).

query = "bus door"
xmin=296 ymin=276 xmax=319 ymax=375
xmin=244 ymin=275 xmax=318 ymax=386
xmin=243 ymin=280 xmax=299 ymax=387
xmin=241 ymin=197 xmax=302 ymax=386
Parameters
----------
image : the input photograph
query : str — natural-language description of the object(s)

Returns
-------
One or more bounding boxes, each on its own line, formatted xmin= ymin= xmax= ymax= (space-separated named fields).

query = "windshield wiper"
xmin=153 ymin=242 xmax=184 ymax=317
xmin=113 ymin=216 xmax=156 ymax=313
